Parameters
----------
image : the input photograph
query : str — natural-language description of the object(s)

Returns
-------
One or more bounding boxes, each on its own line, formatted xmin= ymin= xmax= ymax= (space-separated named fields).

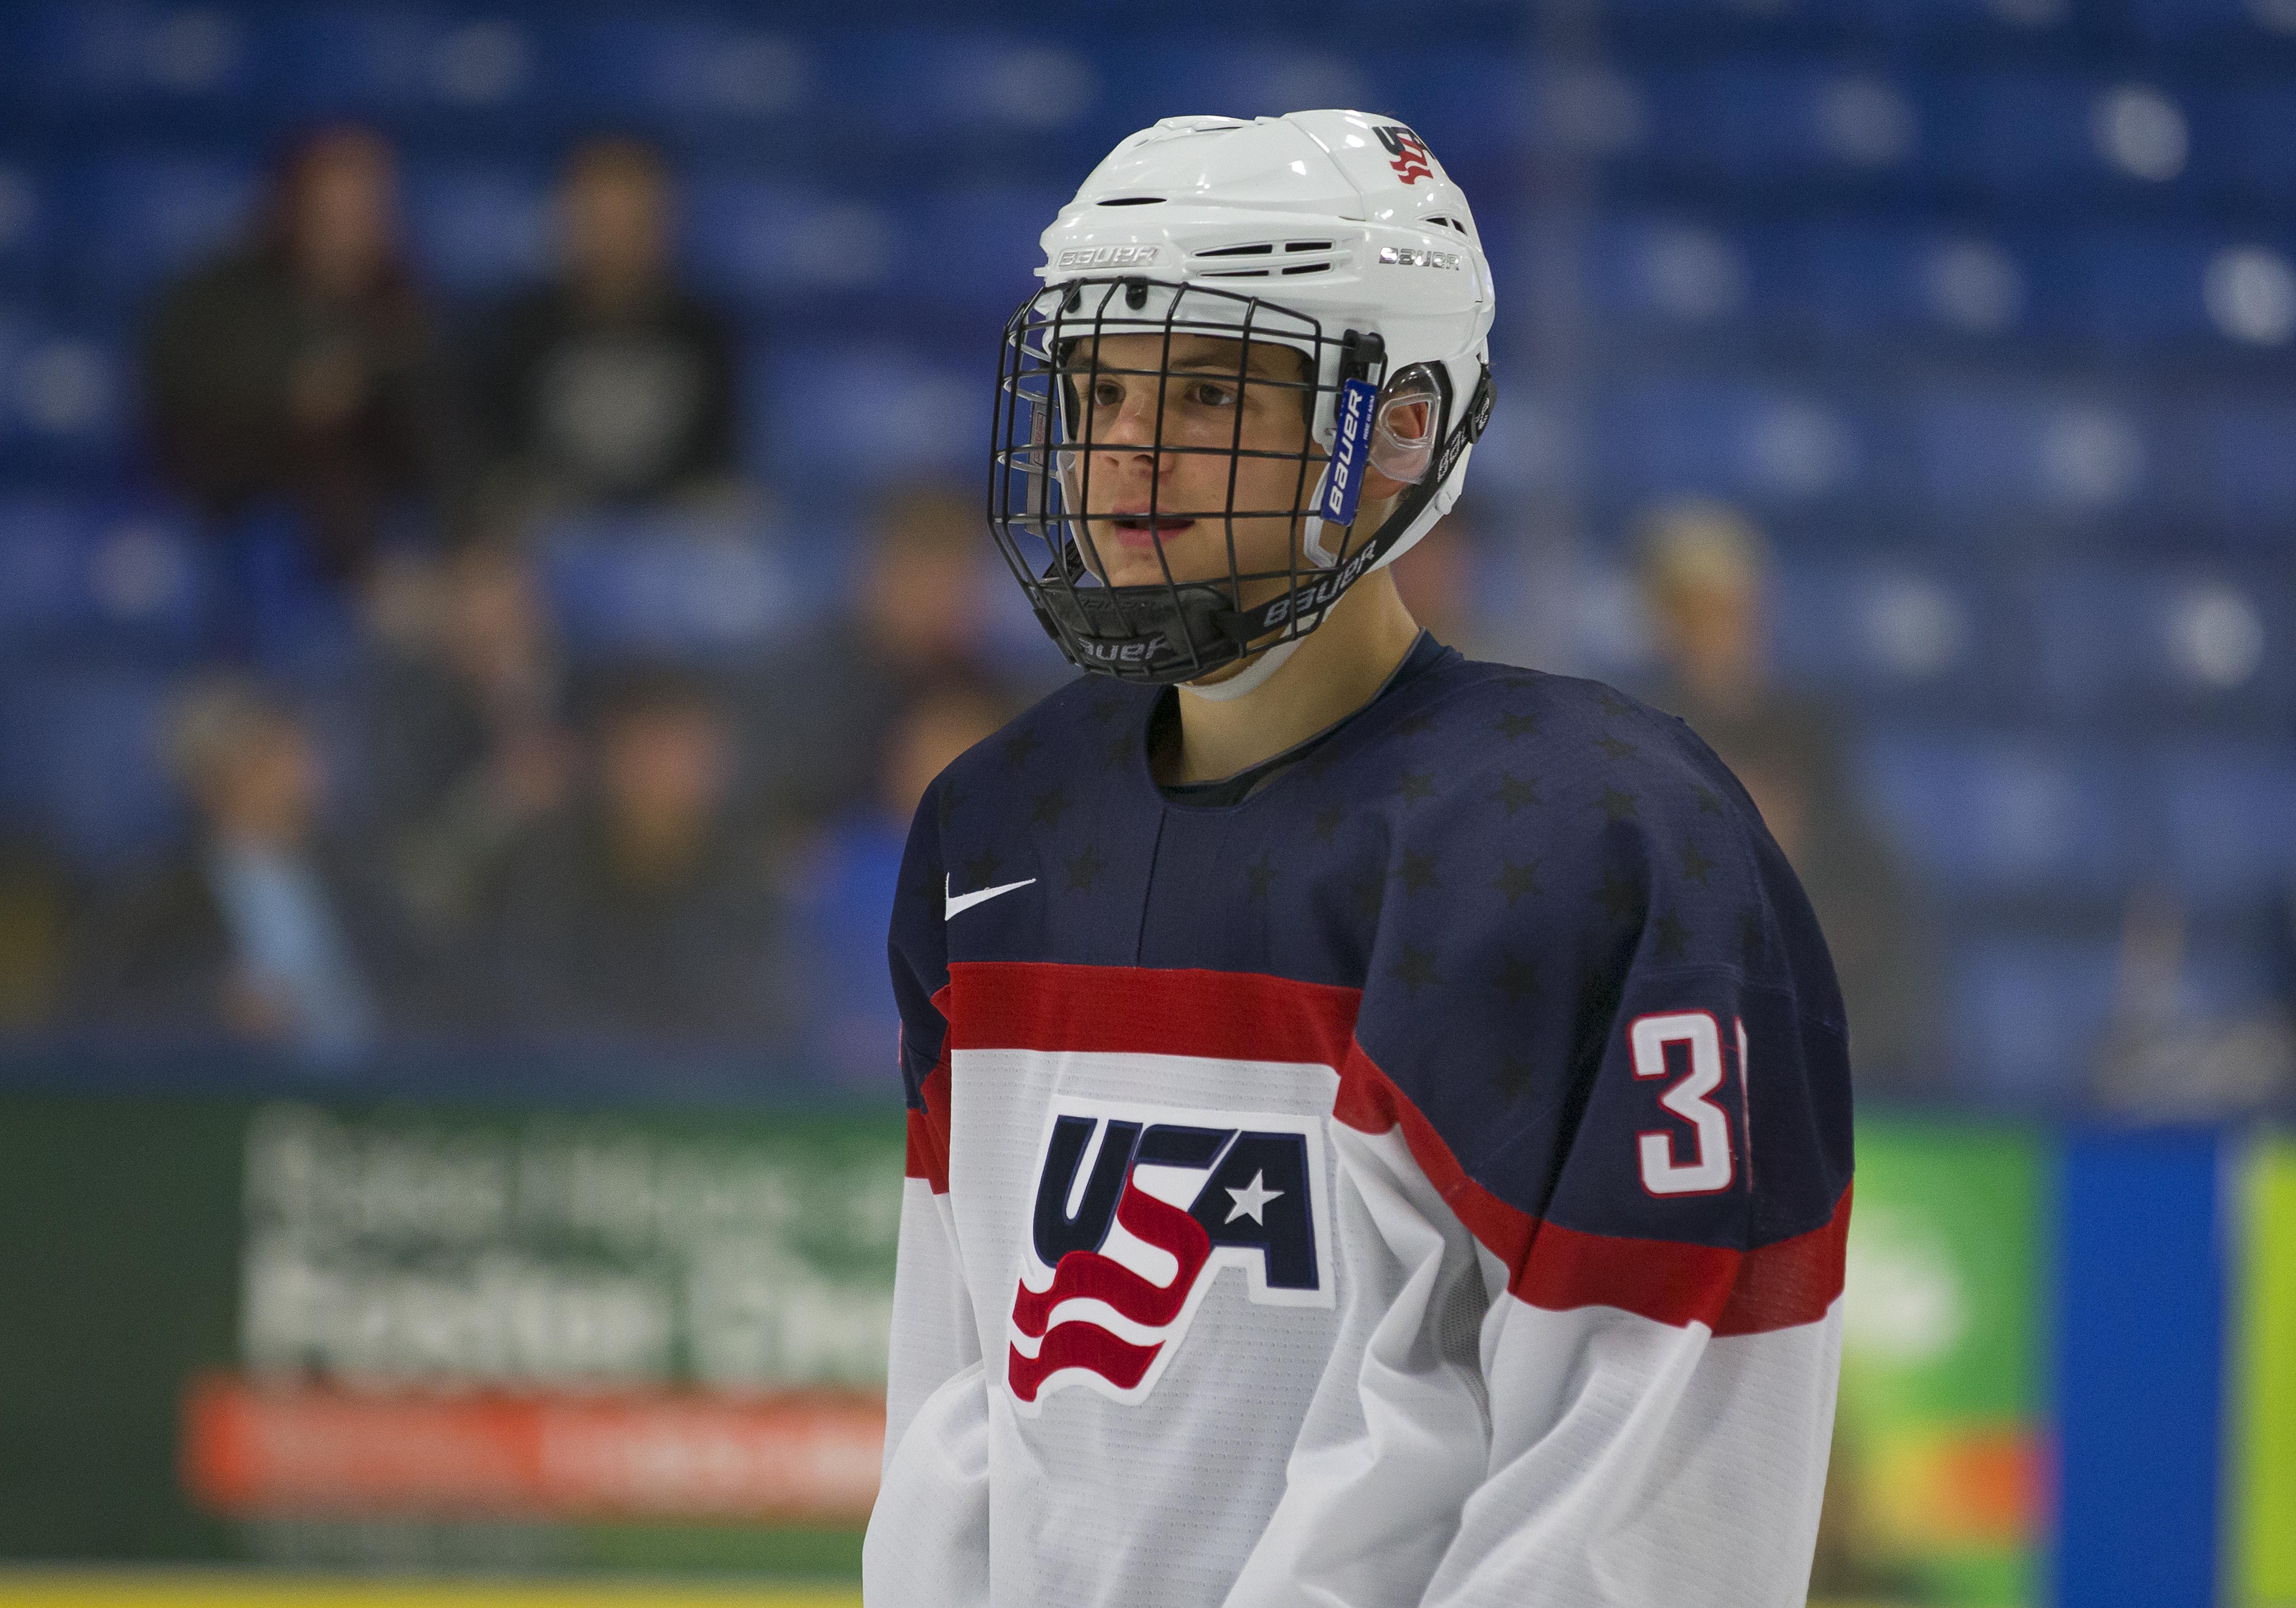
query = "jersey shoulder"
xmin=931 ymin=674 xmax=1156 ymax=804
xmin=1392 ymin=658 xmax=1755 ymax=844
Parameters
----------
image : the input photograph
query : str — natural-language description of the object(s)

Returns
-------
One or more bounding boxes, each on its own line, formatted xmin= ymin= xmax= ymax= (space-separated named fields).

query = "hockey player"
xmin=865 ymin=111 xmax=1852 ymax=1608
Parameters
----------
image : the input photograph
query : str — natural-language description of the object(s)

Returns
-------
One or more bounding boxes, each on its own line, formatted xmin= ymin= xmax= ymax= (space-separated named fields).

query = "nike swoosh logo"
xmin=945 ymin=874 xmax=1037 ymax=920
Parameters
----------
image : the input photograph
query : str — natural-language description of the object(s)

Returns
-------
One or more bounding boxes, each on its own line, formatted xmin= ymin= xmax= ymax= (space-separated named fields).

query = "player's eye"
xmin=1090 ymin=378 xmax=1126 ymax=409
xmin=1185 ymin=379 xmax=1237 ymax=409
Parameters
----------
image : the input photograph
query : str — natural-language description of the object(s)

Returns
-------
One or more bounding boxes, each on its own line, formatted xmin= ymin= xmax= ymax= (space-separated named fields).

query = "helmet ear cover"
xmin=1369 ymin=364 xmax=1446 ymax=487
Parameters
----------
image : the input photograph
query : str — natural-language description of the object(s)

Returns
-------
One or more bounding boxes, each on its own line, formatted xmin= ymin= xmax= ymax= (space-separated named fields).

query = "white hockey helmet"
xmin=989 ymin=110 xmax=1498 ymax=687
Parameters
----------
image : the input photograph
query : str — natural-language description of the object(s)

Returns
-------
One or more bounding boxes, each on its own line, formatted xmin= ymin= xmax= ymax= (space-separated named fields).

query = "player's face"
xmin=1059 ymin=334 xmax=1323 ymax=592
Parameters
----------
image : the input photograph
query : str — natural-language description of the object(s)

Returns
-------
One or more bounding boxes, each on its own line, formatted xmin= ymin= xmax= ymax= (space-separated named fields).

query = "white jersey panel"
xmin=952 ymin=1044 xmax=1344 ymax=1608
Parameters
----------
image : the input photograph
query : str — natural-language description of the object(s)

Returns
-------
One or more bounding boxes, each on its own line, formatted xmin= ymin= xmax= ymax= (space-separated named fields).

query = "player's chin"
xmin=1079 ymin=521 xmax=1220 ymax=589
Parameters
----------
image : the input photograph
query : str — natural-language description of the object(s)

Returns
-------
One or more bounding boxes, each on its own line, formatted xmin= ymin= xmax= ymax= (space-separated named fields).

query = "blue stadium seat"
xmin=1768 ymin=561 xmax=2002 ymax=713
xmin=1928 ymin=72 xmax=2199 ymax=196
xmin=0 ymin=314 xmax=132 ymax=477
xmin=0 ymin=665 xmax=182 ymax=870
xmin=1586 ymin=214 xmax=1754 ymax=330
xmin=1119 ymin=42 xmax=1376 ymax=128
xmin=72 ymin=149 xmax=256 ymax=312
xmin=906 ymin=186 xmax=1071 ymax=316
xmin=1651 ymin=61 xmax=1925 ymax=183
xmin=1593 ymin=375 xmax=1868 ymax=510
xmin=2039 ymin=563 xmax=2287 ymax=721
xmin=0 ymin=159 xmax=52 ymax=296
xmin=2046 ymin=229 xmax=2232 ymax=352
xmin=1948 ymin=934 xmax=2121 ymax=1105
xmin=2186 ymin=398 xmax=2296 ymax=541
xmin=1765 ymin=222 xmax=2033 ymax=342
xmin=2218 ymin=88 xmax=2296 ymax=207
xmin=752 ymin=342 xmax=985 ymax=489
xmin=539 ymin=512 xmax=799 ymax=664
xmin=2128 ymin=0 xmax=2296 ymax=48
xmin=549 ymin=16 xmax=816 ymax=129
xmin=2151 ymin=743 xmax=2296 ymax=911
xmin=0 ymin=495 xmax=213 ymax=664
xmin=1908 ymin=382 xmax=2157 ymax=525
xmin=14 ymin=2 xmax=261 ymax=123
xmin=1860 ymin=730 xmax=2141 ymax=901
xmin=402 ymin=162 xmax=551 ymax=298
xmin=1364 ymin=49 xmax=1534 ymax=172
xmin=1815 ymin=0 xmax=2084 ymax=41
xmin=681 ymin=174 xmax=900 ymax=310
xmin=267 ymin=7 xmax=537 ymax=121
xmin=2027 ymin=566 xmax=2291 ymax=725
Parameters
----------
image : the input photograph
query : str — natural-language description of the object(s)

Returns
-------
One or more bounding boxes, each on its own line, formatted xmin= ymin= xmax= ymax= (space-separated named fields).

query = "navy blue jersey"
xmin=867 ymin=641 xmax=1853 ymax=1608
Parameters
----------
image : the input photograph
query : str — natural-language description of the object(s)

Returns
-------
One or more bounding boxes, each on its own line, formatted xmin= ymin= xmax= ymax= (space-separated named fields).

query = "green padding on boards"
xmin=2240 ymin=1137 xmax=2296 ymax=1607
xmin=1817 ymin=1117 xmax=2046 ymax=1607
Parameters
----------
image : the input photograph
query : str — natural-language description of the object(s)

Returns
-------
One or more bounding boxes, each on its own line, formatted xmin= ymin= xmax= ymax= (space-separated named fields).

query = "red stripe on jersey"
xmin=903 ymin=984 xmax=957 ymax=1194
xmin=944 ymin=961 xmax=1361 ymax=1069
xmin=1335 ymin=1045 xmax=1846 ymax=1336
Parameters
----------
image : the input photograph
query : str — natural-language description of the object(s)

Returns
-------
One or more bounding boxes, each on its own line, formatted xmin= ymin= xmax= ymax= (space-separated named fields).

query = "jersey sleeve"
xmin=1227 ymin=738 xmax=1853 ymax=1607
xmin=863 ymin=778 xmax=991 ymax=1608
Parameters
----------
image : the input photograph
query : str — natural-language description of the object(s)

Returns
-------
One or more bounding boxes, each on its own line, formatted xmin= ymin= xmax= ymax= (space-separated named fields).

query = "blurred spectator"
xmin=768 ymin=484 xmax=1006 ymax=823
xmin=2095 ymin=882 xmax=2291 ymax=1114
xmin=472 ymin=138 xmax=740 ymax=522
xmin=69 ymin=676 xmax=416 ymax=1059
xmin=1633 ymin=498 xmax=1932 ymax=1091
xmin=143 ymin=127 xmax=468 ymax=581
xmin=358 ymin=543 xmax=572 ymax=946
xmin=489 ymin=666 xmax=789 ymax=1045
xmin=790 ymin=675 xmax=1014 ymax=1081
xmin=0 ymin=834 xmax=75 ymax=1033
xmin=1391 ymin=501 xmax=1509 ymax=662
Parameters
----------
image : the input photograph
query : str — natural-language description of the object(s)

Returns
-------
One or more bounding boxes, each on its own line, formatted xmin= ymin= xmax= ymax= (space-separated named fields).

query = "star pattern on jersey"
xmin=1681 ymin=839 xmax=1715 ymax=886
xmin=1311 ymin=805 xmax=1344 ymax=844
xmin=1595 ymin=785 xmax=1639 ymax=822
xmin=1103 ymin=733 xmax=1133 ymax=770
xmin=1395 ymin=771 xmax=1437 ymax=806
xmin=1396 ymin=711 xmax=1436 ymax=736
xmin=937 ymin=781 xmax=964 ymax=830
xmin=1246 ymin=853 xmax=1277 ymax=901
xmin=1353 ymin=876 xmax=1386 ymax=923
xmin=1593 ymin=732 xmax=1637 ymax=761
xmin=1495 ymin=709 xmax=1541 ymax=740
xmin=1491 ymin=772 xmax=1541 ymax=816
xmin=1740 ymin=908 xmax=1766 ymax=969
xmin=1592 ymin=868 xmax=1638 ymax=920
xmin=1393 ymin=848 xmax=1439 ymax=896
xmin=1225 ymin=1170 xmax=1283 ymax=1224
xmin=1494 ymin=1050 xmax=1537 ymax=1102
xmin=1493 ymin=950 xmax=1540 ymax=1001
xmin=1597 ymin=687 xmax=1636 ymax=717
xmin=1089 ymin=696 xmax=1126 ymax=725
xmin=1695 ymin=785 xmax=1724 ymax=816
xmin=1492 ymin=857 xmax=1542 ymax=906
xmin=1064 ymin=843 xmax=1106 ymax=892
xmin=961 ymin=848 xmax=1004 ymax=888
xmin=1655 ymin=911 xmax=1691 ymax=961
xmin=1002 ymin=730 xmax=1041 ymax=771
xmin=1389 ymin=944 xmax=1440 ymax=996
xmin=1030 ymin=787 xmax=1071 ymax=828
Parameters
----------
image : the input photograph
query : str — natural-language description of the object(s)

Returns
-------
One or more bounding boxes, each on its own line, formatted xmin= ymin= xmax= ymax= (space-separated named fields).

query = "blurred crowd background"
xmin=0 ymin=0 xmax=2292 ymax=1112
xmin=0 ymin=3 xmax=2291 ymax=1603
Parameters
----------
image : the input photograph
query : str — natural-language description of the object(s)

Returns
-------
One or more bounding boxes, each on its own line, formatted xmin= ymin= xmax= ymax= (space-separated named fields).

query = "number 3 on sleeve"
xmin=1628 ymin=1011 xmax=1744 ymax=1198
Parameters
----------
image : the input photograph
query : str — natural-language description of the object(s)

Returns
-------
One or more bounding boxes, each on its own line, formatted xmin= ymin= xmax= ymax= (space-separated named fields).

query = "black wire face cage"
xmin=989 ymin=275 xmax=1455 ymax=686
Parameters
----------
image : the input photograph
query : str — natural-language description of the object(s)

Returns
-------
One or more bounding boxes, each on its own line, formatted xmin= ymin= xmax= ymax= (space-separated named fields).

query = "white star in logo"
xmin=1225 ymin=1170 xmax=1284 ymax=1225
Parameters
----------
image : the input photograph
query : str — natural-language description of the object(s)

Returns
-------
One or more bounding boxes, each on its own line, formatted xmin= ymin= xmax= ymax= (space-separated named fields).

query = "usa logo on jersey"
xmin=1006 ymin=1098 xmax=1334 ymax=1410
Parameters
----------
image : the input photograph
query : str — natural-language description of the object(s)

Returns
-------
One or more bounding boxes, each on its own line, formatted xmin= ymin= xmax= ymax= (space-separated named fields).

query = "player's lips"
xmin=1106 ymin=512 xmax=1197 ymax=549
